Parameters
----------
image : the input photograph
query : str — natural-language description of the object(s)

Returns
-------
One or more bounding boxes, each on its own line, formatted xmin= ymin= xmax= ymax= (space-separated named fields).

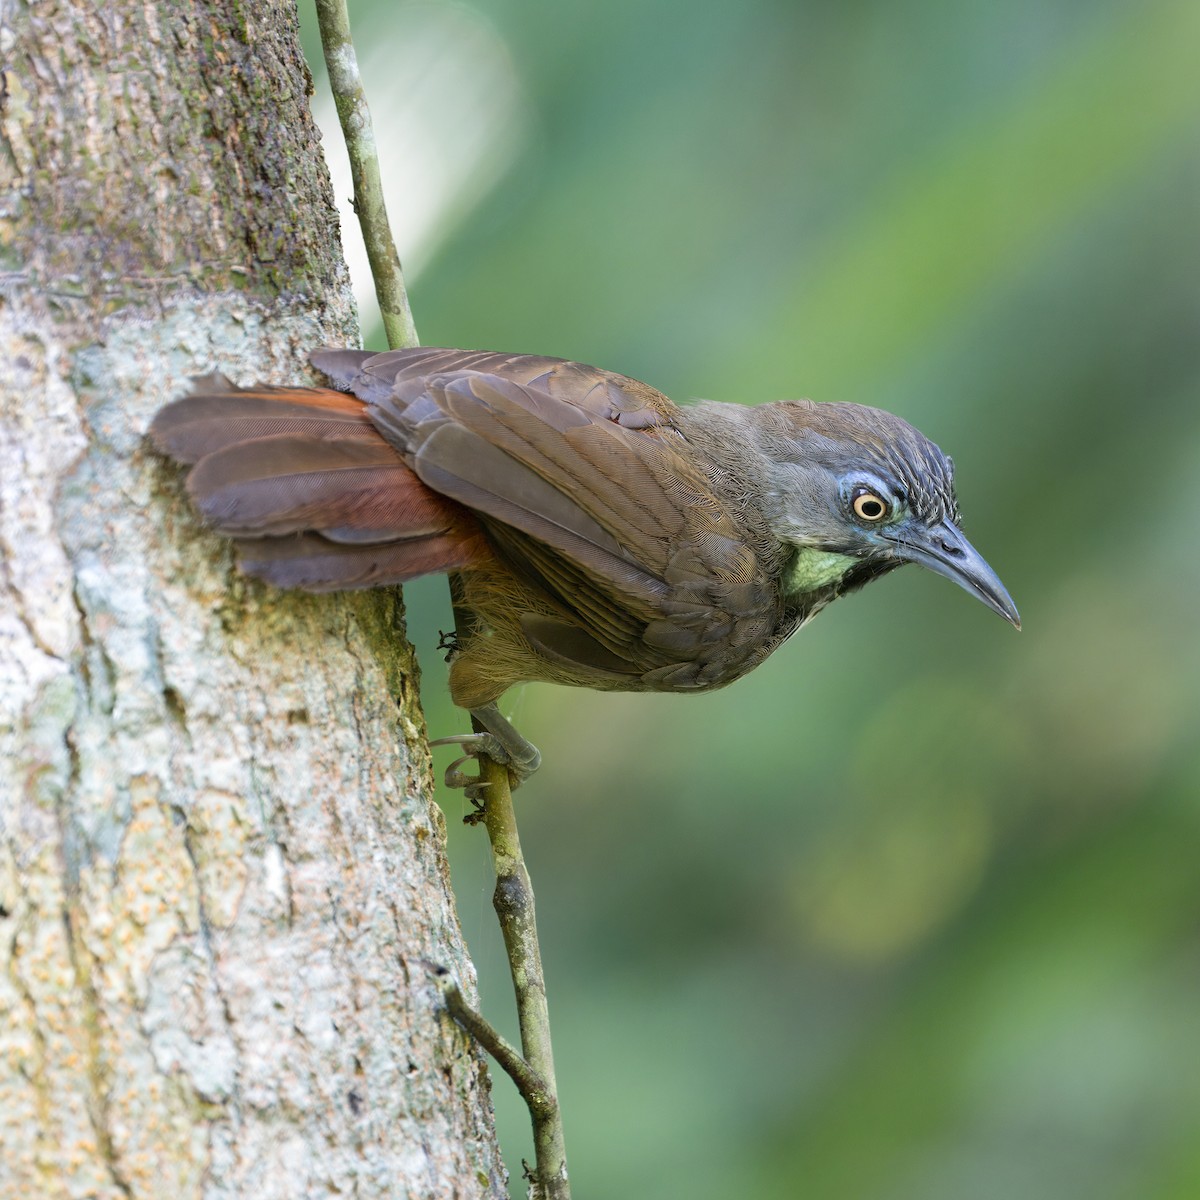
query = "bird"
xmin=150 ymin=347 xmax=1019 ymax=790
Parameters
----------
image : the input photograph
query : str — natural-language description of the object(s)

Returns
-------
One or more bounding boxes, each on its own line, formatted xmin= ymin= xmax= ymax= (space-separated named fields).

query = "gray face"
xmin=762 ymin=402 xmax=1019 ymax=627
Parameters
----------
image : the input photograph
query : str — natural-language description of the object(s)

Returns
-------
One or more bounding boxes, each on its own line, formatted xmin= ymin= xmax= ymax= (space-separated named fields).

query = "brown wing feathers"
xmin=365 ymin=365 xmax=780 ymax=683
xmin=149 ymin=374 xmax=486 ymax=589
xmin=389 ymin=375 xmax=677 ymax=599
xmin=313 ymin=347 xmax=680 ymax=429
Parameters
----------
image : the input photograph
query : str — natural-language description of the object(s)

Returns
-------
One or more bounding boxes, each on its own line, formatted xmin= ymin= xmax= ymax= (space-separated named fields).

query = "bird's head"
xmin=754 ymin=400 xmax=1019 ymax=627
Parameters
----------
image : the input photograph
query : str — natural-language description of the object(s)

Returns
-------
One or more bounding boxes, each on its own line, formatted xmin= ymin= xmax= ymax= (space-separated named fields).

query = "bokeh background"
xmin=301 ymin=2 xmax=1200 ymax=1196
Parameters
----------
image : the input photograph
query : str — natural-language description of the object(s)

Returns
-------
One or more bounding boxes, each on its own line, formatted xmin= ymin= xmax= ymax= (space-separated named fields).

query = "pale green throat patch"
xmin=784 ymin=547 xmax=859 ymax=596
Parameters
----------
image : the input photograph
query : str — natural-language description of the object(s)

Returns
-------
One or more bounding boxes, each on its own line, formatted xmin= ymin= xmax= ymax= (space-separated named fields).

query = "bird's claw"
xmin=442 ymin=752 xmax=493 ymax=816
xmin=431 ymin=729 xmax=541 ymax=811
xmin=430 ymin=704 xmax=542 ymax=813
xmin=443 ymin=753 xmax=493 ymax=805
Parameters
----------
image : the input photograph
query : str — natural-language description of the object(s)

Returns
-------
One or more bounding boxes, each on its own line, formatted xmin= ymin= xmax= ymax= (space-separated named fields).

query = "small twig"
xmin=428 ymin=966 xmax=556 ymax=1119
xmin=313 ymin=0 xmax=418 ymax=350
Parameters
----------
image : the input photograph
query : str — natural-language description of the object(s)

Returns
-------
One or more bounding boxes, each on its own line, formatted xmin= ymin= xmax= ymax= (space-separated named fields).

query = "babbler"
xmin=151 ymin=348 xmax=1019 ymax=788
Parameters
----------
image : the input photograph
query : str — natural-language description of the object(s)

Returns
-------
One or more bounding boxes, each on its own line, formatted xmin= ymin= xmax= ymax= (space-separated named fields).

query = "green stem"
xmin=479 ymin=756 xmax=568 ymax=1196
xmin=451 ymin=594 xmax=570 ymax=1199
xmin=313 ymin=0 xmax=418 ymax=351
xmin=431 ymin=967 xmax=553 ymax=1116
xmin=314 ymin=7 xmax=571 ymax=1192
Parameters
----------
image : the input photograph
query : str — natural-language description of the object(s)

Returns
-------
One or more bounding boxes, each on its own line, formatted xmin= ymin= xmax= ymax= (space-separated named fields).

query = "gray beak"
xmin=887 ymin=520 xmax=1020 ymax=629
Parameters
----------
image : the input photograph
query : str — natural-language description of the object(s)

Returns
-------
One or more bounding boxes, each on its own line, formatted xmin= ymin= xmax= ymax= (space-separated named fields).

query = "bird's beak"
xmin=886 ymin=521 xmax=1020 ymax=629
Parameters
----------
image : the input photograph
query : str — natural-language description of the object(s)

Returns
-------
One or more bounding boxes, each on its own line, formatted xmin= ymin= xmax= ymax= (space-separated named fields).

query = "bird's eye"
xmin=852 ymin=489 xmax=890 ymax=521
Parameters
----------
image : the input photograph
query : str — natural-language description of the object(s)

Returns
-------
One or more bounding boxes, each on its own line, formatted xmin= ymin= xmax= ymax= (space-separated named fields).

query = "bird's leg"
xmin=431 ymin=703 xmax=542 ymax=802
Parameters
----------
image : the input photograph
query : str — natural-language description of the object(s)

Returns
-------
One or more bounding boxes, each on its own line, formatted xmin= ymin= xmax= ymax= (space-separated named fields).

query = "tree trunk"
xmin=0 ymin=2 xmax=504 ymax=1195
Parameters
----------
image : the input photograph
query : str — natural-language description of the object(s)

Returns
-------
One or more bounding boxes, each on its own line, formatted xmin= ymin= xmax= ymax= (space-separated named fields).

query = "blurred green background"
xmin=302 ymin=1 xmax=1200 ymax=1195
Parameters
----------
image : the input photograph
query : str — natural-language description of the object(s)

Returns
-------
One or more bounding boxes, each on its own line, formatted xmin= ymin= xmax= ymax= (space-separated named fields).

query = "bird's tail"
xmin=149 ymin=374 xmax=487 ymax=591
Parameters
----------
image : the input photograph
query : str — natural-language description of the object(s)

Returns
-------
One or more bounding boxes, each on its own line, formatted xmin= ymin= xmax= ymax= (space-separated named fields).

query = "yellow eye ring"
xmin=852 ymin=490 xmax=890 ymax=521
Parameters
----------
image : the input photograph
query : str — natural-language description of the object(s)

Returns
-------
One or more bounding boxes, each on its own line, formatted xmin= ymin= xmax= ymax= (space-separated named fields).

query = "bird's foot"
xmin=434 ymin=732 xmax=530 ymax=804
xmin=430 ymin=703 xmax=542 ymax=812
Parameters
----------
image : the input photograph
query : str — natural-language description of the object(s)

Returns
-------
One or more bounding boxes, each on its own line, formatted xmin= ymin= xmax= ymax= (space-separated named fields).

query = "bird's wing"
xmin=344 ymin=354 xmax=780 ymax=687
xmin=309 ymin=347 xmax=679 ymax=429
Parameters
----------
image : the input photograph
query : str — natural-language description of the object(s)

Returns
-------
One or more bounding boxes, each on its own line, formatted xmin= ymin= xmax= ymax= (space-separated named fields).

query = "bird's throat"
xmin=783 ymin=547 xmax=860 ymax=598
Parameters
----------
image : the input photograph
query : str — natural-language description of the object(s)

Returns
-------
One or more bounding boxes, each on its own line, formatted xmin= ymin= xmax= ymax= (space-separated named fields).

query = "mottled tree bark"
xmin=0 ymin=2 xmax=504 ymax=1196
